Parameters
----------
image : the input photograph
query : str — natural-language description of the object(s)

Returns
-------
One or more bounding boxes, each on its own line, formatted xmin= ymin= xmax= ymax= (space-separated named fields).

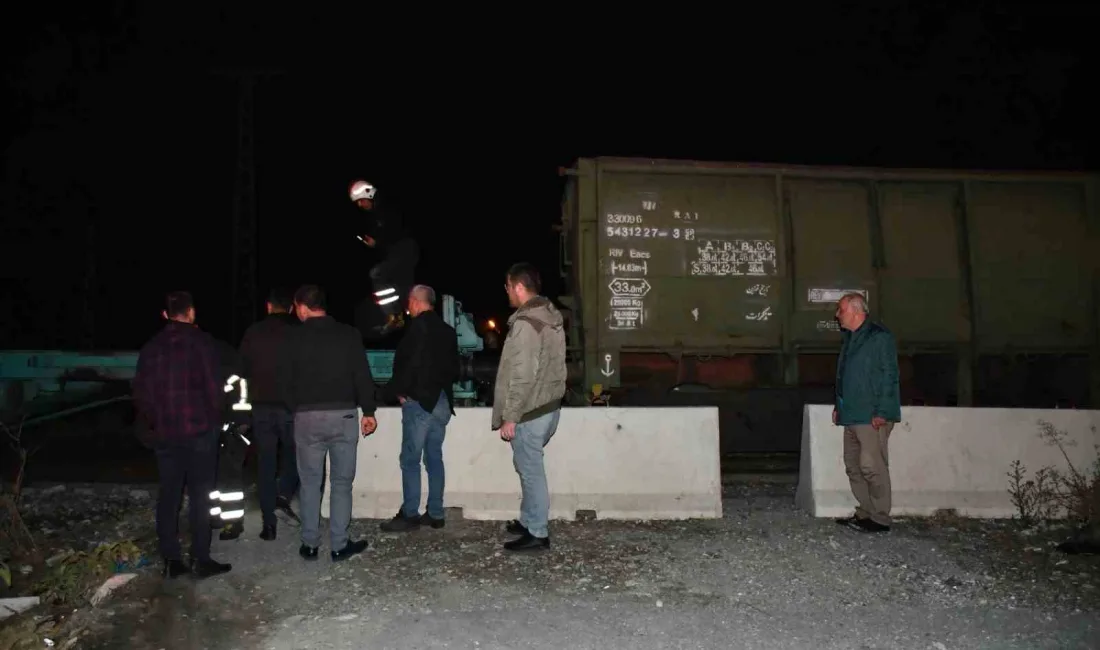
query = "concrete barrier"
xmin=795 ymin=404 xmax=1100 ymax=519
xmin=320 ymin=406 xmax=722 ymax=521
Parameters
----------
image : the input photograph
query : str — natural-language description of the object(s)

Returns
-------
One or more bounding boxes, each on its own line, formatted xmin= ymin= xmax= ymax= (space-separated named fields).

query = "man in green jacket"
xmin=832 ymin=292 xmax=901 ymax=533
xmin=492 ymin=263 xmax=567 ymax=552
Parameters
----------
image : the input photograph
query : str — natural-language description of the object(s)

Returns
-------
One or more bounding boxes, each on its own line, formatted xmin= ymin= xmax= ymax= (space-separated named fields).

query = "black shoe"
xmin=847 ymin=517 xmax=890 ymax=533
xmin=420 ymin=512 xmax=445 ymax=529
xmin=260 ymin=523 xmax=277 ymax=541
xmin=219 ymin=520 xmax=244 ymax=541
xmin=332 ymin=539 xmax=369 ymax=562
xmin=505 ymin=519 xmax=528 ymax=536
xmin=503 ymin=532 xmax=550 ymax=552
xmin=192 ymin=558 xmax=232 ymax=578
xmin=299 ymin=544 xmax=319 ymax=560
xmin=162 ymin=558 xmax=191 ymax=579
xmin=275 ymin=496 xmax=301 ymax=528
xmin=1057 ymin=539 xmax=1100 ymax=555
xmin=835 ymin=515 xmax=862 ymax=526
xmin=379 ymin=510 xmax=421 ymax=532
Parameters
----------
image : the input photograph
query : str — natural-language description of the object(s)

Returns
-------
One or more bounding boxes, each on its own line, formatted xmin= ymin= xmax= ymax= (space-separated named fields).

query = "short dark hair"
xmin=165 ymin=291 xmax=194 ymax=318
xmin=268 ymin=287 xmax=294 ymax=311
xmin=505 ymin=263 xmax=541 ymax=294
xmin=293 ymin=284 xmax=326 ymax=311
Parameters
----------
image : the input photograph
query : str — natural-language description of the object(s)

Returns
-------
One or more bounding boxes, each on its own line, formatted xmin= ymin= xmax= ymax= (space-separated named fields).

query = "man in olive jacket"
xmin=492 ymin=263 xmax=567 ymax=552
xmin=832 ymin=292 xmax=901 ymax=533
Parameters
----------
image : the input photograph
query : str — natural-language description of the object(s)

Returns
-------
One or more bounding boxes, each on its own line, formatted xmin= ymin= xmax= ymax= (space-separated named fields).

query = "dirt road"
xmin=66 ymin=483 xmax=1100 ymax=649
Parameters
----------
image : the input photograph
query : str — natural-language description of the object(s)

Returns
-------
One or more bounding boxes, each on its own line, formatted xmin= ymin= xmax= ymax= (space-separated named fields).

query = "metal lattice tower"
xmin=216 ymin=68 xmax=280 ymax=341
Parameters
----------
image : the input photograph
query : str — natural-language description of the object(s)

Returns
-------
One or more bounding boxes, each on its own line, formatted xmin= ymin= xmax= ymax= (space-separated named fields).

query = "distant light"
xmin=487 ymin=319 xmax=496 ymax=330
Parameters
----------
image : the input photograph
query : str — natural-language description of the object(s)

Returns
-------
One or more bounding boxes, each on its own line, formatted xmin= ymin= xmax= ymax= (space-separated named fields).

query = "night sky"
xmin=2 ymin=4 xmax=1095 ymax=351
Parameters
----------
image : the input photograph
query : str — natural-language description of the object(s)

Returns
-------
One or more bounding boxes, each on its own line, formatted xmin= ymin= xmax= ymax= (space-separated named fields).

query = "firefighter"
xmin=349 ymin=180 xmax=420 ymax=339
xmin=210 ymin=339 xmax=252 ymax=541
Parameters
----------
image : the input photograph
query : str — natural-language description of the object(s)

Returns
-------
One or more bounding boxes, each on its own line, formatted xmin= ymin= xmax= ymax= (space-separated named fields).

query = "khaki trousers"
xmin=843 ymin=422 xmax=894 ymax=525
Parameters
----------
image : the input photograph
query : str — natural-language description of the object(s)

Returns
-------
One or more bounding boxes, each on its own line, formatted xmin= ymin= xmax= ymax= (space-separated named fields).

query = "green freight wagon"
xmin=557 ymin=157 xmax=1100 ymax=453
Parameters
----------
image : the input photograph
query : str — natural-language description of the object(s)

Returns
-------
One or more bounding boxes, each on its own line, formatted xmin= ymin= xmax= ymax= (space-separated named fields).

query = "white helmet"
xmin=349 ymin=179 xmax=376 ymax=202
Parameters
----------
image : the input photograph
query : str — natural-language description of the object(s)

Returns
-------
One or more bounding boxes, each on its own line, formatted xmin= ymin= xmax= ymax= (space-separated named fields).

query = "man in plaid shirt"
xmin=132 ymin=291 xmax=232 ymax=579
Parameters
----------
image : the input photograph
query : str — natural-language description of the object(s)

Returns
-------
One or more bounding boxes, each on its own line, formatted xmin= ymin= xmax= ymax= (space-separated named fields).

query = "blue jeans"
xmin=400 ymin=391 xmax=452 ymax=519
xmin=510 ymin=409 xmax=560 ymax=538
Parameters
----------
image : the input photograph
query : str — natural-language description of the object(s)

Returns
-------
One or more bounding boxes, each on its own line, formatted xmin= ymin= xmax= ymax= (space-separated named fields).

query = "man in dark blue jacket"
xmin=832 ymin=292 xmax=901 ymax=534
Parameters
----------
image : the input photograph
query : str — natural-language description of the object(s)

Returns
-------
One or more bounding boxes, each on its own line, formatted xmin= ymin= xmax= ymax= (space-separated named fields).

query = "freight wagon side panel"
xmin=878 ymin=182 xmax=968 ymax=344
xmin=967 ymin=181 xmax=1092 ymax=351
xmin=562 ymin=158 xmax=1100 ymax=419
xmin=594 ymin=172 xmax=783 ymax=385
xmin=786 ymin=179 xmax=876 ymax=344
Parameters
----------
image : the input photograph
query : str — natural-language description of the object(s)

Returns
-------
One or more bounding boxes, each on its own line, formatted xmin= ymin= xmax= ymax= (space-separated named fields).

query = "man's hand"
xmin=361 ymin=415 xmax=378 ymax=437
xmin=871 ymin=415 xmax=886 ymax=430
xmin=398 ymin=396 xmax=407 ymax=405
xmin=832 ymin=408 xmax=838 ymax=425
xmin=499 ymin=421 xmax=516 ymax=441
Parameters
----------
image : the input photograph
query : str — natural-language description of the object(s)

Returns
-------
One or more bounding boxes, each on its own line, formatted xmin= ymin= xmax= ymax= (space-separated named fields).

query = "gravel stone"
xmin=18 ymin=482 xmax=1100 ymax=648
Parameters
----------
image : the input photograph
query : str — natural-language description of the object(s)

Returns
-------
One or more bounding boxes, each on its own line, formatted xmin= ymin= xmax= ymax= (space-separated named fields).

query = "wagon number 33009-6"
xmin=605 ymin=213 xmax=644 ymax=224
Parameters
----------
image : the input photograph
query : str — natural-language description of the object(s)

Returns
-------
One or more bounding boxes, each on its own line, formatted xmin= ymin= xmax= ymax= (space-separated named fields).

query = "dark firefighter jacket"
xmin=365 ymin=203 xmax=419 ymax=293
xmin=215 ymin=338 xmax=251 ymax=426
xmin=356 ymin=202 xmax=420 ymax=336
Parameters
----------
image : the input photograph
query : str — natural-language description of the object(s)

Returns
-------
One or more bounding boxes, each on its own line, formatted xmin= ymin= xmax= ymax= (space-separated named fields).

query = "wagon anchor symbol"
xmin=600 ymin=354 xmax=615 ymax=377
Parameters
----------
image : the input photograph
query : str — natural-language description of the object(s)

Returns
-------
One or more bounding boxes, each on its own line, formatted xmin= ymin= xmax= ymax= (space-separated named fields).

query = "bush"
xmin=1 ymin=418 xmax=37 ymax=570
xmin=1007 ymin=420 xmax=1100 ymax=527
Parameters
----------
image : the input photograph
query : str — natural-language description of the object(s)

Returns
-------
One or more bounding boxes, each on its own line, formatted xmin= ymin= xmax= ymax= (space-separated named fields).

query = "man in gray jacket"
xmin=492 ymin=263 xmax=567 ymax=552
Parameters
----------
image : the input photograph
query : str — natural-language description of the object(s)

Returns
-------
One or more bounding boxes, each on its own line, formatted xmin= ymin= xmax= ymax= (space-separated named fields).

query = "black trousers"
xmin=253 ymin=405 xmax=298 ymax=527
xmin=211 ymin=423 xmax=251 ymax=528
xmin=369 ymin=259 xmax=415 ymax=318
xmin=153 ymin=429 xmax=218 ymax=562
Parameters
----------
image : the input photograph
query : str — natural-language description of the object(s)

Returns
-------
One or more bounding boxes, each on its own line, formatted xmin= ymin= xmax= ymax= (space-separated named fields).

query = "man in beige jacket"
xmin=492 ymin=263 xmax=567 ymax=552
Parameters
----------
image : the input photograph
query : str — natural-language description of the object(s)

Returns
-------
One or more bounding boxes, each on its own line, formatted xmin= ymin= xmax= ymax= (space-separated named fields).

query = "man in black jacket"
xmin=239 ymin=287 xmax=301 ymax=540
xmin=278 ymin=284 xmax=378 ymax=561
xmin=379 ymin=284 xmax=460 ymax=532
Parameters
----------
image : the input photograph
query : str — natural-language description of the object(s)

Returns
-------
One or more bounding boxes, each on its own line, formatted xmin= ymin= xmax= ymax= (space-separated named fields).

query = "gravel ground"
xmin=11 ymin=482 xmax=1100 ymax=649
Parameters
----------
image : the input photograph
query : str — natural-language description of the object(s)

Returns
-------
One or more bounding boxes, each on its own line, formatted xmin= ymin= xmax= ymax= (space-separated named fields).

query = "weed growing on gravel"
xmin=1 ymin=417 xmax=38 ymax=586
xmin=1007 ymin=421 xmax=1100 ymax=527
xmin=34 ymin=540 xmax=144 ymax=606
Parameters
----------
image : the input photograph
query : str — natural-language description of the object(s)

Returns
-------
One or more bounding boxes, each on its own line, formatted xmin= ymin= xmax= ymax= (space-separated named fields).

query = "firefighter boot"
xmin=219 ymin=520 xmax=244 ymax=541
